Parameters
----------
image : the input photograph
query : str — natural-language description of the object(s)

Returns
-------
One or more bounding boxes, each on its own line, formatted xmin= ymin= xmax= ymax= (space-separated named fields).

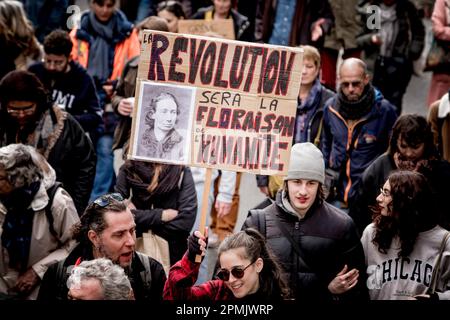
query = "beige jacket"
xmin=0 ymin=149 xmax=79 ymax=299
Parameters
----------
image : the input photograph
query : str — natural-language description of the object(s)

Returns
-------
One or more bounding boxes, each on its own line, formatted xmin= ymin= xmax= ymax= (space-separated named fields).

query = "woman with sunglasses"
xmin=361 ymin=170 xmax=450 ymax=300
xmin=163 ymin=228 xmax=290 ymax=300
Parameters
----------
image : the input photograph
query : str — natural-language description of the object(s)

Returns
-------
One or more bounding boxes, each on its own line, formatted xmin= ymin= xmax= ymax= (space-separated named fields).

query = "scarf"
xmin=379 ymin=3 xmax=399 ymax=57
xmin=294 ymin=78 xmax=323 ymax=143
xmin=123 ymin=161 xmax=184 ymax=203
xmin=0 ymin=106 xmax=67 ymax=159
xmin=1 ymin=181 xmax=41 ymax=272
xmin=336 ymin=84 xmax=375 ymax=120
xmin=86 ymin=11 xmax=116 ymax=83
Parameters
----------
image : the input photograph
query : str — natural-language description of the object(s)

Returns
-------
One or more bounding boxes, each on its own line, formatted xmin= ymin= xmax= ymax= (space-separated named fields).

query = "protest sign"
xmin=129 ymin=31 xmax=303 ymax=176
xmin=178 ymin=19 xmax=235 ymax=40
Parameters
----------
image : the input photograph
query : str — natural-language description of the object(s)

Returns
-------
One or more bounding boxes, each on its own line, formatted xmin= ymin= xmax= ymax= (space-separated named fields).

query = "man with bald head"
xmin=321 ymin=58 xmax=397 ymax=212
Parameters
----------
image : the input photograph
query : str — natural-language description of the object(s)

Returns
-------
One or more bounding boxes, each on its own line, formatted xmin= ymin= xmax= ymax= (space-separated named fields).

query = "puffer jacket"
xmin=242 ymin=190 xmax=368 ymax=301
xmin=0 ymin=148 xmax=79 ymax=299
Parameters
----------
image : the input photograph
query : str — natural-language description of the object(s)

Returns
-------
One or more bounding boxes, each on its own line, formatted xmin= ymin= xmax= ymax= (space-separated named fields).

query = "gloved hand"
xmin=414 ymin=292 xmax=439 ymax=301
xmin=187 ymin=229 xmax=208 ymax=263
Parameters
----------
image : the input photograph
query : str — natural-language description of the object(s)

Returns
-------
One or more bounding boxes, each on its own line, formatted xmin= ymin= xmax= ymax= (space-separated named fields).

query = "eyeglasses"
xmin=216 ymin=261 xmax=255 ymax=281
xmin=379 ymin=188 xmax=391 ymax=198
xmin=93 ymin=193 xmax=124 ymax=207
xmin=340 ymin=81 xmax=364 ymax=88
xmin=6 ymin=104 xmax=36 ymax=116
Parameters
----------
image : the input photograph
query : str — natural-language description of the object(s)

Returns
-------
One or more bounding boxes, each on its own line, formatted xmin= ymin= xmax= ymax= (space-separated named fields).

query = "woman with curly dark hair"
xmin=163 ymin=228 xmax=290 ymax=300
xmin=350 ymin=114 xmax=450 ymax=235
xmin=361 ymin=170 xmax=450 ymax=300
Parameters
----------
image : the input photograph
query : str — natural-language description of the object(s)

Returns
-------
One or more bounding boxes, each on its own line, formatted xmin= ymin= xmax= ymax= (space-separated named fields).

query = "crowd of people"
xmin=0 ymin=0 xmax=449 ymax=302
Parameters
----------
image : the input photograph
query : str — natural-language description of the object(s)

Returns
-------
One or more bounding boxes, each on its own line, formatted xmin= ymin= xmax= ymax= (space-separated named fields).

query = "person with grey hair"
xmin=0 ymin=143 xmax=79 ymax=299
xmin=67 ymin=258 xmax=133 ymax=300
xmin=243 ymin=142 xmax=368 ymax=301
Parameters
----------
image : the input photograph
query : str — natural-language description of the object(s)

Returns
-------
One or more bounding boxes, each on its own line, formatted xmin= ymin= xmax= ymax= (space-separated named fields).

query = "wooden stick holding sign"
xmin=196 ymin=167 xmax=213 ymax=263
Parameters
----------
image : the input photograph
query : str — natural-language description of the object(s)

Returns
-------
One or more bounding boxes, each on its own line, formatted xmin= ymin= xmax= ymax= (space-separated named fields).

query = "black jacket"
xmin=37 ymin=244 xmax=166 ymax=301
xmin=243 ymin=191 xmax=368 ymax=301
xmin=29 ymin=61 xmax=103 ymax=139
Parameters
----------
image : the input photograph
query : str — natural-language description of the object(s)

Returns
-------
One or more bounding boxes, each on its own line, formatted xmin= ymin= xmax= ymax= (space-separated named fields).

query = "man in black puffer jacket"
xmin=243 ymin=142 xmax=368 ymax=301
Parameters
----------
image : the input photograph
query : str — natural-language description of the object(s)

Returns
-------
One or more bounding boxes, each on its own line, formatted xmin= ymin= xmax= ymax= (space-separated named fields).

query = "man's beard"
xmin=97 ymin=243 xmax=121 ymax=265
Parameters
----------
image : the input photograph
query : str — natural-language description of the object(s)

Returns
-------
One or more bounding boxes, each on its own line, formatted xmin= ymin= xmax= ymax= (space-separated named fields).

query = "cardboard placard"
xmin=178 ymin=19 xmax=235 ymax=40
xmin=129 ymin=31 xmax=303 ymax=175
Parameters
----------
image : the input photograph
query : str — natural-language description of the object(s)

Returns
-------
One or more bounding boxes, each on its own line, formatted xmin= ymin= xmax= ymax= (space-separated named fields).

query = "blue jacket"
xmin=321 ymin=89 xmax=397 ymax=204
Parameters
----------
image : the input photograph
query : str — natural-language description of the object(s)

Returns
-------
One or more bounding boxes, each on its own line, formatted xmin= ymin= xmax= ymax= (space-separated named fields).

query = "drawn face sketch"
xmin=152 ymin=96 xmax=178 ymax=137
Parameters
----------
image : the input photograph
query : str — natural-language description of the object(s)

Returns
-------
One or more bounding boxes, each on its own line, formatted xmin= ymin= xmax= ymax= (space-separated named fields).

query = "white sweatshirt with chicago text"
xmin=361 ymin=223 xmax=450 ymax=300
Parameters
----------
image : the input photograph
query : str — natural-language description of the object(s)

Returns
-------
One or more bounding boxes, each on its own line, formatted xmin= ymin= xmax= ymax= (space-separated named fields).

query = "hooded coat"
xmin=0 ymin=145 xmax=79 ymax=299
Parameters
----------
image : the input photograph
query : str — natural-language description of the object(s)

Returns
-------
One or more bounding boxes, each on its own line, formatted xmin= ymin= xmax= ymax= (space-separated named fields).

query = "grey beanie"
xmin=285 ymin=142 xmax=325 ymax=184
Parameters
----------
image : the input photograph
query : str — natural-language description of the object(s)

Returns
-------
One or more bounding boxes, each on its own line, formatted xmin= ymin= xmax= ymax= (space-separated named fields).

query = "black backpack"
xmin=44 ymin=182 xmax=63 ymax=245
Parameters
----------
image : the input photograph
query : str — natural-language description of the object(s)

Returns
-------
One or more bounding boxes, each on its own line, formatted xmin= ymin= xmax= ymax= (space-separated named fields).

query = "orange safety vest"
xmin=69 ymin=28 xmax=140 ymax=81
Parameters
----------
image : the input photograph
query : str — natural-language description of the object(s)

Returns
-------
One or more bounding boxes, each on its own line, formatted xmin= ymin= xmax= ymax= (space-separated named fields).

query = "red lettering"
xmin=168 ymin=37 xmax=188 ymax=82
xmin=148 ymin=34 xmax=169 ymax=81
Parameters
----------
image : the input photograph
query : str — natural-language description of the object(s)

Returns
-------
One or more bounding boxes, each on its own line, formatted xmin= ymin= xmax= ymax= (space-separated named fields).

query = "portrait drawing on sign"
xmin=135 ymin=82 xmax=194 ymax=164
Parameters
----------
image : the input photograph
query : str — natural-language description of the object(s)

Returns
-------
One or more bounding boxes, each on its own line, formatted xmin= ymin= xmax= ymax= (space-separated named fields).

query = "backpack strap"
xmin=45 ymin=182 xmax=63 ymax=246
xmin=271 ymin=214 xmax=312 ymax=271
xmin=428 ymin=231 xmax=450 ymax=294
xmin=248 ymin=209 xmax=266 ymax=237
xmin=136 ymin=252 xmax=152 ymax=298
xmin=249 ymin=208 xmax=311 ymax=270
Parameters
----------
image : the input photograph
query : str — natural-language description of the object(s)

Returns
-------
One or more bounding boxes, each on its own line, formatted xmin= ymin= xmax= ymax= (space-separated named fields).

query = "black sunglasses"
xmin=93 ymin=193 xmax=124 ymax=207
xmin=216 ymin=261 xmax=255 ymax=281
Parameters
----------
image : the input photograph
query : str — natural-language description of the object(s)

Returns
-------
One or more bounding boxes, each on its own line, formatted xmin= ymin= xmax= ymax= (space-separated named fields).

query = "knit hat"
xmin=285 ymin=142 xmax=325 ymax=184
